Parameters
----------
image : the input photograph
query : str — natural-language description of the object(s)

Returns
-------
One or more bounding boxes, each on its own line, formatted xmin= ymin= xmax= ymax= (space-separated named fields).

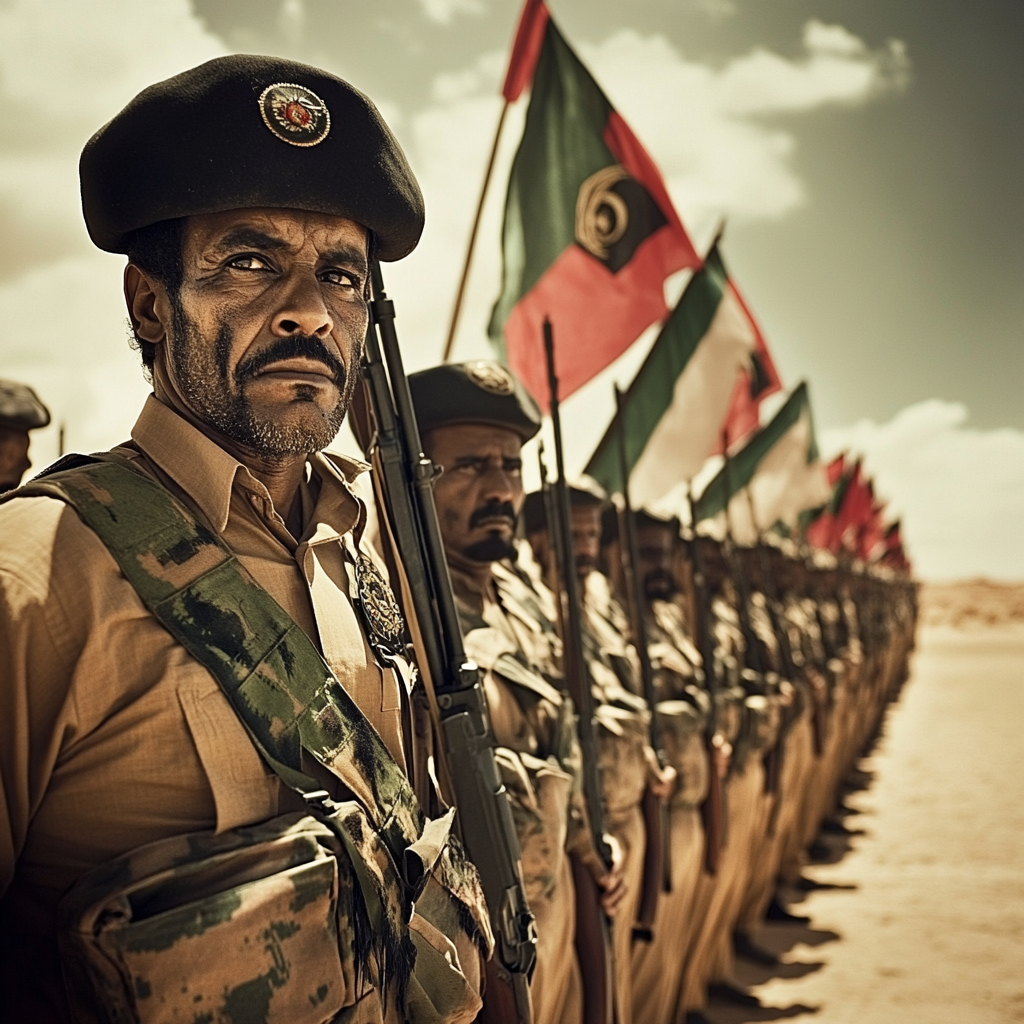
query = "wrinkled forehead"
xmin=182 ymin=207 xmax=369 ymax=259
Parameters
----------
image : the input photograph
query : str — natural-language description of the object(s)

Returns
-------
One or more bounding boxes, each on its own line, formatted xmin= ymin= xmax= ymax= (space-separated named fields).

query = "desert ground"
xmin=705 ymin=582 xmax=1024 ymax=1024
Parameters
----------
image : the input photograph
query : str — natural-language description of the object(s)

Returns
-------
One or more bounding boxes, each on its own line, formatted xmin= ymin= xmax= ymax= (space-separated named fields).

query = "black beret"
xmin=522 ymin=478 xmax=607 ymax=535
xmin=410 ymin=361 xmax=542 ymax=442
xmin=0 ymin=379 xmax=50 ymax=431
xmin=80 ymin=55 xmax=423 ymax=261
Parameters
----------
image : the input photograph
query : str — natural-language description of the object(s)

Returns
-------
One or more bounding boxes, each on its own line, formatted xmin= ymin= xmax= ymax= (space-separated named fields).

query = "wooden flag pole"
xmin=441 ymin=99 xmax=509 ymax=363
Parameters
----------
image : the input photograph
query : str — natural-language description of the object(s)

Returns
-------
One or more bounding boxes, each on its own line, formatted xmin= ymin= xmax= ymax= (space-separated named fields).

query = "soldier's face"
xmin=135 ymin=208 xmax=368 ymax=457
xmin=570 ymin=504 xmax=602 ymax=581
xmin=424 ymin=424 xmax=524 ymax=565
xmin=0 ymin=427 xmax=31 ymax=492
xmin=638 ymin=523 xmax=679 ymax=600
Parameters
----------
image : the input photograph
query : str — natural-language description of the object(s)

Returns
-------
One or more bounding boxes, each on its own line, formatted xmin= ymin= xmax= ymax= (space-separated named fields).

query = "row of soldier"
xmin=0 ymin=53 xmax=918 ymax=1024
xmin=407 ymin=359 xmax=918 ymax=1024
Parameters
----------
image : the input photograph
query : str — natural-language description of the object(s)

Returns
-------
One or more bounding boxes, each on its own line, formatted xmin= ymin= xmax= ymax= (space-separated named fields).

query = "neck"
xmin=153 ymin=365 xmax=308 ymax=528
xmin=446 ymin=550 xmax=496 ymax=600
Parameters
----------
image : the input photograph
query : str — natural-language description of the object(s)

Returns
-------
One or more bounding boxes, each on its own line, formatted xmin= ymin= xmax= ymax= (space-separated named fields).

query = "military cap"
xmin=80 ymin=55 xmax=423 ymax=261
xmin=522 ymin=477 xmax=607 ymax=534
xmin=0 ymin=379 xmax=50 ymax=431
xmin=409 ymin=361 xmax=541 ymax=441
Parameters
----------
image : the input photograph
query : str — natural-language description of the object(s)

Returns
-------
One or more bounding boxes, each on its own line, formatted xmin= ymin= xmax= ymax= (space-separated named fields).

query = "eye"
xmin=227 ymin=253 xmax=272 ymax=272
xmin=320 ymin=268 xmax=360 ymax=290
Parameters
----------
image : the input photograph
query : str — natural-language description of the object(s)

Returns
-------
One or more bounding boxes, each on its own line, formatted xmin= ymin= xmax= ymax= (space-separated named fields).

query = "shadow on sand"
xmin=700 ymin=757 xmax=882 ymax=1024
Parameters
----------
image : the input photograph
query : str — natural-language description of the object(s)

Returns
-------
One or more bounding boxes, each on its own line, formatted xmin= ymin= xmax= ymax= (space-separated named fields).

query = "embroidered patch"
xmin=259 ymin=83 xmax=330 ymax=147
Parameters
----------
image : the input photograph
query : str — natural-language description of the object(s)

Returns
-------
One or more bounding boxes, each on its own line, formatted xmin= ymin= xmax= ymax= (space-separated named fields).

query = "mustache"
xmin=469 ymin=500 xmax=517 ymax=529
xmin=236 ymin=334 xmax=347 ymax=387
xmin=643 ymin=568 xmax=678 ymax=594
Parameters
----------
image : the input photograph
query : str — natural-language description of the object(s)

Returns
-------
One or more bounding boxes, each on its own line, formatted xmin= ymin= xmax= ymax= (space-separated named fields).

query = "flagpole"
xmin=441 ymin=99 xmax=510 ymax=363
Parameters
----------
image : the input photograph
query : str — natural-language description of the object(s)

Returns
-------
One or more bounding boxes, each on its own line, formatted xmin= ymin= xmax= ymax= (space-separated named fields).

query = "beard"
xmin=167 ymin=294 xmax=359 ymax=457
xmin=463 ymin=499 xmax=518 ymax=563
xmin=643 ymin=568 xmax=679 ymax=600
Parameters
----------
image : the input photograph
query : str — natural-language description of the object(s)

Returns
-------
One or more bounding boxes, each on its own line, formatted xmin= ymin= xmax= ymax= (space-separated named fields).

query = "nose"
xmin=480 ymin=463 xmax=516 ymax=505
xmin=271 ymin=269 xmax=334 ymax=339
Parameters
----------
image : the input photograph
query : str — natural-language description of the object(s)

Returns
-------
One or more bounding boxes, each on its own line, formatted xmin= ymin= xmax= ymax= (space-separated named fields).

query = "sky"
xmin=0 ymin=0 xmax=1020 ymax=580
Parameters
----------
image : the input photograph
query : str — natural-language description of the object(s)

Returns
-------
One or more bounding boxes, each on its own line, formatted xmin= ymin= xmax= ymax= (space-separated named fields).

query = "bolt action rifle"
xmin=684 ymin=488 xmax=725 ymax=875
xmin=612 ymin=385 xmax=670 ymax=941
xmin=363 ymin=263 xmax=536 ymax=1023
xmin=541 ymin=318 xmax=614 ymax=1024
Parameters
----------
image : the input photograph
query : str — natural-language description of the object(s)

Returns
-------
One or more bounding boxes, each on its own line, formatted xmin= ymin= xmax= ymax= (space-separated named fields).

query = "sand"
xmin=705 ymin=621 xmax=1024 ymax=1024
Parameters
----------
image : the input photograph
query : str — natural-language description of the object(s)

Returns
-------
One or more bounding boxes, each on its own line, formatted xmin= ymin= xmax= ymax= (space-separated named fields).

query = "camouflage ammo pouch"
xmin=25 ymin=459 xmax=491 ymax=1024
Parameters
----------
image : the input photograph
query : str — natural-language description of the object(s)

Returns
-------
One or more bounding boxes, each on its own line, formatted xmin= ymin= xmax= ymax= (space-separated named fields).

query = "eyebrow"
xmin=211 ymin=229 xmax=368 ymax=275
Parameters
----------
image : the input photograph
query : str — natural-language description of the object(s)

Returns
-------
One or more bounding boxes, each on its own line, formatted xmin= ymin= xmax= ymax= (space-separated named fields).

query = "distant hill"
xmin=919 ymin=579 xmax=1024 ymax=628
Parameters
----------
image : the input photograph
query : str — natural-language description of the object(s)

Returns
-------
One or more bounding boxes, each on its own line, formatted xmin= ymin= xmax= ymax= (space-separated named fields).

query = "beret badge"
xmin=259 ymin=82 xmax=330 ymax=147
xmin=464 ymin=361 xmax=515 ymax=396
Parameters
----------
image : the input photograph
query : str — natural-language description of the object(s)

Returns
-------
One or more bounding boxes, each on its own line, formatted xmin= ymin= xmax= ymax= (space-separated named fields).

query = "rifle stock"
xmin=541 ymin=319 xmax=614 ymax=1024
xmin=364 ymin=264 xmax=536 ymax=1024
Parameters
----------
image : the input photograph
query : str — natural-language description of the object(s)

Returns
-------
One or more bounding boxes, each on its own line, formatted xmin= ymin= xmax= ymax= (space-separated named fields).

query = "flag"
xmin=712 ymin=282 xmax=783 ymax=453
xmin=832 ymin=461 xmax=874 ymax=554
xmin=804 ymin=453 xmax=846 ymax=548
xmin=691 ymin=382 xmax=831 ymax=545
xmin=489 ymin=4 xmax=700 ymax=407
xmin=585 ymin=244 xmax=762 ymax=506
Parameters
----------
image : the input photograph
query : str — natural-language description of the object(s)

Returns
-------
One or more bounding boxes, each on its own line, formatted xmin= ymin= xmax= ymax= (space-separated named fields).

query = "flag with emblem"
xmin=489 ymin=1 xmax=700 ymax=407
xmin=585 ymin=243 xmax=766 ymax=507
xmin=691 ymin=382 xmax=832 ymax=545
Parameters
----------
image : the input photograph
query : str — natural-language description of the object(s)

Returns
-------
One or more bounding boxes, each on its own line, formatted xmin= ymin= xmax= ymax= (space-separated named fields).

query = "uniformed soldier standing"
xmin=0 ymin=56 xmax=488 ymax=1023
xmin=409 ymin=361 xmax=625 ymax=1024
xmin=0 ymin=378 xmax=50 ymax=492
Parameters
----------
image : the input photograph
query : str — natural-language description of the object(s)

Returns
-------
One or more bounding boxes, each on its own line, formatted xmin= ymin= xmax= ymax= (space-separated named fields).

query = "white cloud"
xmin=821 ymin=402 xmax=1024 ymax=583
xmin=419 ymin=0 xmax=484 ymax=26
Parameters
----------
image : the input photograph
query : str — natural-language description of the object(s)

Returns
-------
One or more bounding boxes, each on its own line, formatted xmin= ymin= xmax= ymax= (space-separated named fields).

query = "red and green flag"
xmin=690 ymin=382 xmax=831 ymax=544
xmin=585 ymin=243 xmax=766 ymax=507
xmin=490 ymin=0 xmax=701 ymax=406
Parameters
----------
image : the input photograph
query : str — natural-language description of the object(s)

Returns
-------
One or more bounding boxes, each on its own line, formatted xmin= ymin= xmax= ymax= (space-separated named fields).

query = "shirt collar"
xmin=131 ymin=395 xmax=369 ymax=538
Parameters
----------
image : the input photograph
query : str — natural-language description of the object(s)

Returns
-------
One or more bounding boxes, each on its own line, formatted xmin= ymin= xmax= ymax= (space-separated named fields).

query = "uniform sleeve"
xmin=0 ymin=497 xmax=80 ymax=897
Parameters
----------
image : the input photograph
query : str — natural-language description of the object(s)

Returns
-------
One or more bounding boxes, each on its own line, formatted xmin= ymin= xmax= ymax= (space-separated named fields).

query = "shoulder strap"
xmin=18 ymin=460 xmax=424 ymax=857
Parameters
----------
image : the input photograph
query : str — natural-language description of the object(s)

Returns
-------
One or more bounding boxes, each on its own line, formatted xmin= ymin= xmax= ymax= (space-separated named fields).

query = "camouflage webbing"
xmin=19 ymin=457 xmax=456 ymax=997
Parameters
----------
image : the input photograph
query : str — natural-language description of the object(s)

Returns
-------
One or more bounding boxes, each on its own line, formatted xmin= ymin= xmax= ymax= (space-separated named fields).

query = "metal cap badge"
xmin=259 ymin=83 xmax=330 ymax=147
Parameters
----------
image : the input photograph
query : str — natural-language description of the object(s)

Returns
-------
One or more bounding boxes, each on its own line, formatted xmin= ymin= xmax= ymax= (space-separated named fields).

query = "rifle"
xmin=364 ymin=263 xmax=536 ymax=1023
xmin=541 ymin=318 xmax=614 ymax=1024
xmin=612 ymin=385 xmax=669 ymax=942
xmin=684 ymin=487 xmax=724 ymax=875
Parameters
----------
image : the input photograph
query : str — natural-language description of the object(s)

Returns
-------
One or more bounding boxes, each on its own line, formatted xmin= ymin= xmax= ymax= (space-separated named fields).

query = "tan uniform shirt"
xmin=0 ymin=395 xmax=405 ymax=1019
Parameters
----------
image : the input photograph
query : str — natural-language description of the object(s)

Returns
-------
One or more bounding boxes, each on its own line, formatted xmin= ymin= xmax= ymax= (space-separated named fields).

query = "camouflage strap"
xmin=24 ymin=459 xmax=426 ymax=854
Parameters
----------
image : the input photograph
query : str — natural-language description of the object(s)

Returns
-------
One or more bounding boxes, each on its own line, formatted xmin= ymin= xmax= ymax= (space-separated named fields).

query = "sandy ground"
xmin=705 ymin=623 xmax=1024 ymax=1024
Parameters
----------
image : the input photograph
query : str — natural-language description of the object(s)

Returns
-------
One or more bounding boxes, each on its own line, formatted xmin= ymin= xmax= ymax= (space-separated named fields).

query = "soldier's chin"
xmin=644 ymin=572 xmax=678 ymax=600
xmin=465 ymin=534 xmax=516 ymax=563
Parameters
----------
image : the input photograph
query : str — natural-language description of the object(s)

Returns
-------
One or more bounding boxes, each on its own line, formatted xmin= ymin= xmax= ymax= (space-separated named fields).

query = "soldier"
xmin=0 ymin=56 xmax=490 ymax=1023
xmin=524 ymin=483 xmax=674 ymax=1024
xmin=409 ymin=361 xmax=625 ymax=1024
xmin=601 ymin=507 xmax=713 ymax=1024
xmin=0 ymin=378 xmax=50 ymax=492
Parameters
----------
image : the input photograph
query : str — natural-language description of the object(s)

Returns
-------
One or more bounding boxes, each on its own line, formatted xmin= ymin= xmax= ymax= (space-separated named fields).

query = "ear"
xmin=124 ymin=264 xmax=171 ymax=347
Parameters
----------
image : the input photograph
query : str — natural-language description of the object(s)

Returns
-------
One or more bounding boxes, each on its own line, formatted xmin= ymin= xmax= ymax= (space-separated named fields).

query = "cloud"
xmin=418 ymin=0 xmax=485 ymax=26
xmin=821 ymin=401 xmax=1024 ymax=582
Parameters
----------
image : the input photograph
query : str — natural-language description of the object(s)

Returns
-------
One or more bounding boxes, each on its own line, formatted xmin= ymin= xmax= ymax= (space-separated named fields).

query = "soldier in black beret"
xmin=0 ymin=57 xmax=489 ymax=1024
xmin=0 ymin=378 xmax=50 ymax=493
xmin=410 ymin=360 xmax=626 ymax=1024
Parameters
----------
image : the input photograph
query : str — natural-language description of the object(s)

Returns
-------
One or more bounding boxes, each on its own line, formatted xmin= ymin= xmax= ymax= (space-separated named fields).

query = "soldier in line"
xmin=523 ymin=482 xmax=675 ymax=1024
xmin=408 ymin=361 xmax=625 ymax=1024
xmin=0 ymin=56 xmax=490 ymax=1023
xmin=0 ymin=378 xmax=50 ymax=492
